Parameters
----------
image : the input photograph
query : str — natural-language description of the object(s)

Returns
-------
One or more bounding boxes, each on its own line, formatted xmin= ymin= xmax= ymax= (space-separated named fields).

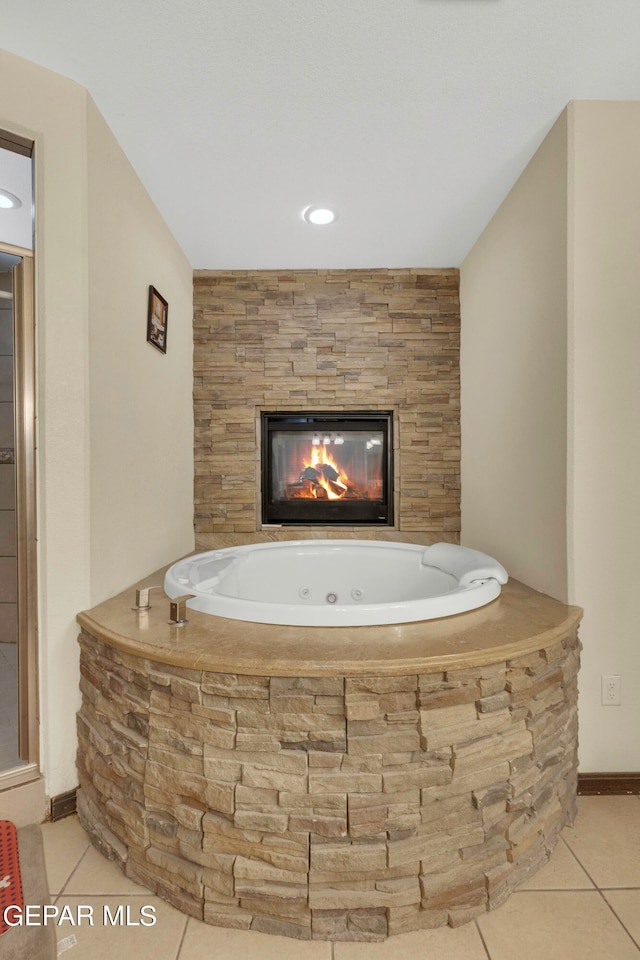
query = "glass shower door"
xmin=0 ymin=137 xmax=38 ymax=789
xmin=0 ymin=251 xmax=38 ymax=785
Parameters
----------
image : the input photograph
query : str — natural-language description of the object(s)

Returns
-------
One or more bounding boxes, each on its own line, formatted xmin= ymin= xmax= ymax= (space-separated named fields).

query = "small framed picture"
xmin=147 ymin=286 xmax=168 ymax=354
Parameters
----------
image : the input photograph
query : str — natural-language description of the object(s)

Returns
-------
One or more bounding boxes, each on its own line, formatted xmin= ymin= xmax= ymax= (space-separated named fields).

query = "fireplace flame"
xmin=282 ymin=436 xmax=379 ymax=502
xmin=305 ymin=447 xmax=349 ymax=500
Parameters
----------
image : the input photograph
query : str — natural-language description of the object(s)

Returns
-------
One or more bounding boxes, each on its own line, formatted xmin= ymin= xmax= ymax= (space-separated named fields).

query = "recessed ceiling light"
xmin=0 ymin=189 xmax=22 ymax=210
xmin=302 ymin=205 xmax=338 ymax=226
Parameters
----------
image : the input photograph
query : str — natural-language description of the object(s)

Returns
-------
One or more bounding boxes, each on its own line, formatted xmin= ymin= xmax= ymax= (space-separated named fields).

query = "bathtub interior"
xmin=166 ymin=541 xmax=508 ymax=623
xmin=203 ymin=542 xmax=458 ymax=607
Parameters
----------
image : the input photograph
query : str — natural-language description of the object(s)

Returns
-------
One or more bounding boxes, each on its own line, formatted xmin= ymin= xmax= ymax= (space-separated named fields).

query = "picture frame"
xmin=147 ymin=285 xmax=168 ymax=354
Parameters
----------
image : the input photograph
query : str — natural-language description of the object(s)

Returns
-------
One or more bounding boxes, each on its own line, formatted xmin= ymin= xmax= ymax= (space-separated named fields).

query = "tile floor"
xmin=39 ymin=795 xmax=640 ymax=960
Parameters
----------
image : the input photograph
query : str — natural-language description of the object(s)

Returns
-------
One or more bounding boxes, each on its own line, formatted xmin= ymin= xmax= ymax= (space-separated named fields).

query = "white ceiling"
xmin=2 ymin=0 xmax=640 ymax=269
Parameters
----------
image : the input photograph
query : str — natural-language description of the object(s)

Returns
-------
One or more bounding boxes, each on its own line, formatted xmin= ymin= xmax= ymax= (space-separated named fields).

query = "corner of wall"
xmin=459 ymin=110 xmax=569 ymax=602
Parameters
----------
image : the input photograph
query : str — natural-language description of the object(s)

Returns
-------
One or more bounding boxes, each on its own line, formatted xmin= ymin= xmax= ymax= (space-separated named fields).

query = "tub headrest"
xmin=421 ymin=542 xmax=508 ymax=587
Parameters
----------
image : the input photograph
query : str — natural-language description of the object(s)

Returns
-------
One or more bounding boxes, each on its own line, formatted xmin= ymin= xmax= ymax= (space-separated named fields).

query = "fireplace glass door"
xmin=261 ymin=412 xmax=393 ymax=525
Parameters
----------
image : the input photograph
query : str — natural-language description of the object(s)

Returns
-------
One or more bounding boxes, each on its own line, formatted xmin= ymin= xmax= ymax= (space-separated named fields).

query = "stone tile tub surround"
xmin=193 ymin=269 xmax=460 ymax=540
xmin=76 ymin=575 xmax=581 ymax=941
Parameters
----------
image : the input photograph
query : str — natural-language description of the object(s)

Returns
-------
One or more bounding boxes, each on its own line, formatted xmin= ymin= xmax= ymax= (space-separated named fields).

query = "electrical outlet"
xmin=601 ymin=675 xmax=622 ymax=706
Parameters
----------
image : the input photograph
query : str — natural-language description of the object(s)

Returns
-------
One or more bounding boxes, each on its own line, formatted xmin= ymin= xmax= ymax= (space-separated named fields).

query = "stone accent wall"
xmin=193 ymin=269 xmax=460 ymax=544
xmin=76 ymin=628 xmax=580 ymax=941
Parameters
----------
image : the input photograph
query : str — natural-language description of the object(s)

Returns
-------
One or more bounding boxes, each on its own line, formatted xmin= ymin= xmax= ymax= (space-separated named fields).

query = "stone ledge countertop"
xmin=77 ymin=564 xmax=583 ymax=677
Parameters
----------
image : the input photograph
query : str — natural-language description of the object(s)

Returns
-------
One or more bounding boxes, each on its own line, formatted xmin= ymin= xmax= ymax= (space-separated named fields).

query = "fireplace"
xmin=261 ymin=411 xmax=394 ymax=525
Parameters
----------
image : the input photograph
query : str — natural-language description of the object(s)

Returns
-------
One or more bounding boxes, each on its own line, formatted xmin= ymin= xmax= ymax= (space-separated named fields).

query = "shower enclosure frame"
xmin=0 ymin=239 xmax=39 ymax=788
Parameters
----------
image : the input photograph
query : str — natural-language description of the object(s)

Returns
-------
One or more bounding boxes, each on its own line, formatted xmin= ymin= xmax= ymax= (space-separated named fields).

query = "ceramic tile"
xmin=0 ymin=738 xmax=19 ymax=770
xmin=0 ymin=672 xmax=16 ymax=689
xmin=517 ymin=837 xmax=594 ymax=890
xmin=0 ymin=402 xmax=13 ymax=448
xmin=0 ymin=695 xmax=17 ymax=718
xmin=178 ymin=918 xmax=331 ymax=960
xmin=63 ymin=842 xmax=150 ymax=896
xmin=0 ymin=725 xmax=17 ymax=744
xmin=0 ymin=652 xmax=18 ymax=767
xmin=41 ymin=814 xmax=91 ymax=894
xmin=0 ymin=509 xmax=16 ymax=555
xmin=0 ymin=670 xmax=17 ymax=689
xmin=0 ymin=713 xmax=17 ymax=734
xmin=0 ymin=314 xmax=12 ymax=357
xmin=603 ymin=890 xmax=640 ymax=949
xmin=0 ymin=704 xmax=17 ymax=728
xmin=562 ymin=796 xmax=640 ymax=888
xmin=0 ymin=638 xmax=16 ymax=666
xmin=0 ymin=465 xmax=15 ymax=511
xmin=53 ymin=895 xmax=187 ymax=960
xmin=0 ymin=776 xmax=47 ymax=825
xmin=478 ymin=891 xmax=640 ymax=960
xmin=0 ymin=356 xmax=13 ymax=403
xmin=0 ymin=556 xmax=17 ymax=602
xmin=333 ymin=922 xmax=488 ymax=960
xmin=0 ymin=711 xmax=17 ymax=732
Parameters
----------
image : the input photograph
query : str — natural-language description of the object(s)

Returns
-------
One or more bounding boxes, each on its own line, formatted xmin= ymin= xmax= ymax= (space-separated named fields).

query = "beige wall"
xmin=87 ymin=99 xmax=194 ymax=603
xmin=462 ymin=101 xmax=640 ymax=773
xmin=570 ymin=101 xmax=640 ymax=771
xmin=460 ymin=110 xmax=569 ymax=602
xmin=0 ymin=49 xmax=194 ymax=799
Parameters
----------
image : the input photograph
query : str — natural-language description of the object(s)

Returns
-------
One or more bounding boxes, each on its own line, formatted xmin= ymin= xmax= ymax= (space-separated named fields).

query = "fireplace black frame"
xmin=261 ymin=411 xmax=394 ymax=526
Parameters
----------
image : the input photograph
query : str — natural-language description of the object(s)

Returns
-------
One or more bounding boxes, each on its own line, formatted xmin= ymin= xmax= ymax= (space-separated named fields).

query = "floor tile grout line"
xmin=599 ymin=885 xmax=640 ymax=891
xmin=52 ymin=842 xmax=94 ymax=899
xmin=474 ymin=918 xmax=492 ymax=960
xmin=56 ymin=893 xmax=162 ymax=899
xmin=562 ymin=818 xmax=640 ymax=894
xmin=596 ymin=888 xmax=640 ymax=954
xmin=557 ymin=834 xmax=601 ymax=889
xmin=171 ymin=910 xmax=190 ymax=959
xmin=514 ymin=886 xmax=595 ymax=893
xmin=513 ymin=888 xmax=610 ymax=897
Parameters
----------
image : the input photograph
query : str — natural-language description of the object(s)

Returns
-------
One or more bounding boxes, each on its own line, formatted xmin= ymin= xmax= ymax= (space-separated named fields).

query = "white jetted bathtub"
xmin=164 ymin=540 xmax=508 ymax=627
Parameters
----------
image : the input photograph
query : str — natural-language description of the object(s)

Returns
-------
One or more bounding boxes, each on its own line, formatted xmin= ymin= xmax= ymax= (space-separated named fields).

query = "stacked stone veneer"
xmin=193 ymin=269 xmax=460 ymax=542
xmin=77 ymin=628 xmax=580 ymax=941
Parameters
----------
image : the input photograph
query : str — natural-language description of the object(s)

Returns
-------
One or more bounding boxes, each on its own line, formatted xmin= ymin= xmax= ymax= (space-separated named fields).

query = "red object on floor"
xmin=0 ymin=821 xmax=23 ymax=935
